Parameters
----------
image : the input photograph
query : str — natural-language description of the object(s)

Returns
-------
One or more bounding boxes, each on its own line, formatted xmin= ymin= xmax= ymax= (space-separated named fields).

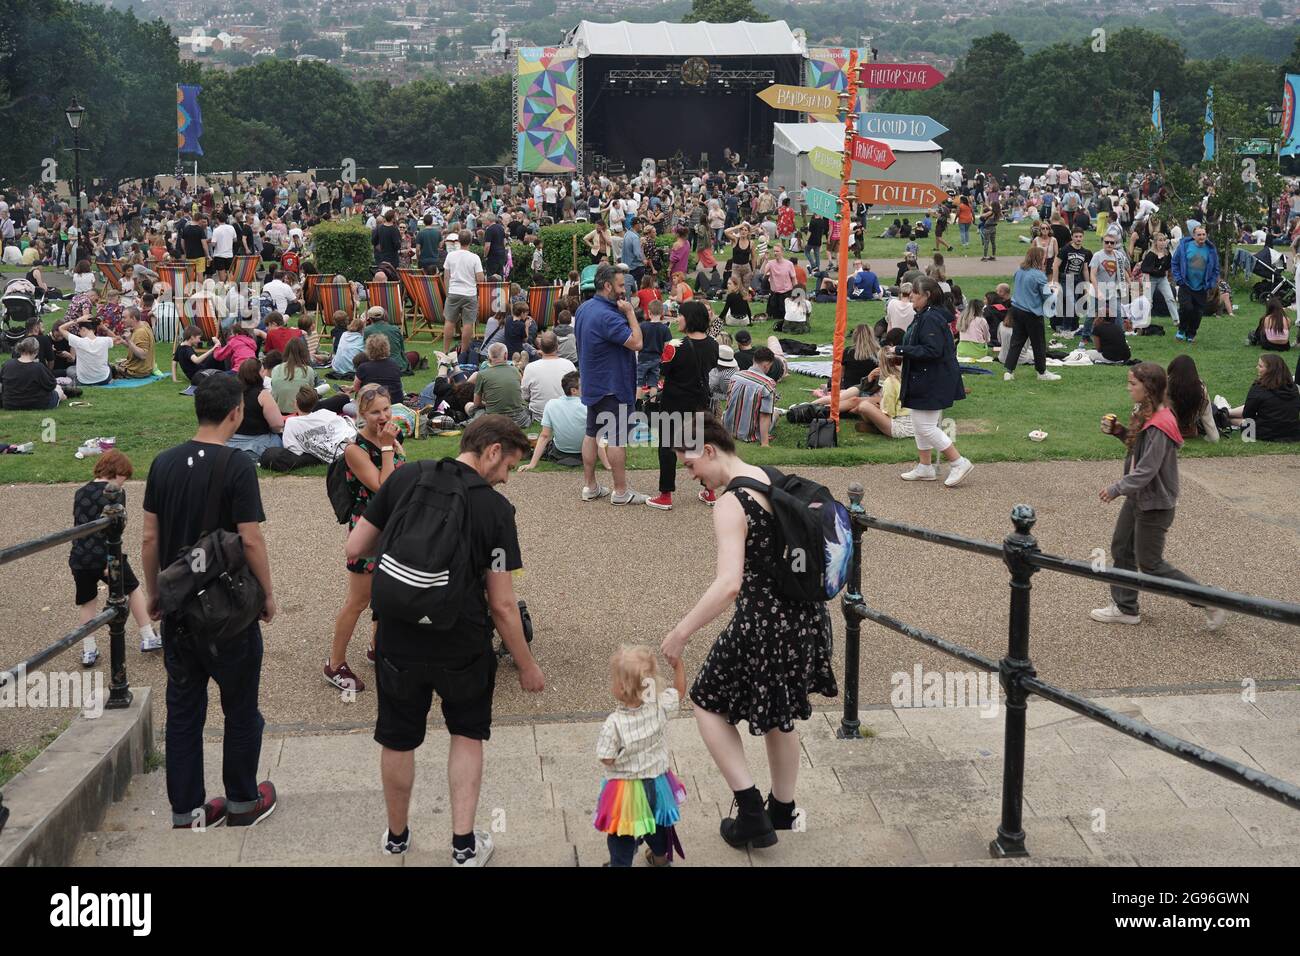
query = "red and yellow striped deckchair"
xmin=96 ymin=259 xmax=129 ymax=292
xmin=155 ymin=261 xmax=198 ymax=382
xmin=188 ymin=291 xmax=220 ymax=341
xmin=315 ymin=277 xmax=357 ymax=325
xmin=477 ymin=280 xmax=512 ymax=324
xmin=366 ymin=280 xmax=405 ymax=331
xmin=303 ymin=273 xmax=321 ymax=315
xmin=398 ymin=269 xmax=445 ymax=340
xmin=526 ymin=284 xmax=563 ymax=331
xmin=230 ymin=255 xmax=261 ymax=285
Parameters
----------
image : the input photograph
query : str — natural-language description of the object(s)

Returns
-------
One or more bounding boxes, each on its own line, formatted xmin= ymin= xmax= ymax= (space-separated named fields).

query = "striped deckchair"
xmin=230 ymin=255 xmax=261 ymax=285
xmin=315 ymin=277 xmax=357 ymax=326
xmin=477 ymin=280 xmax=511 ymax=324
xmin=366 ymin=280 xmax=405 ymax=331
xmin=96 ymin=259 xmax=129 ymax=292
xmin=188 ymin=291 xmax=220 ymax=342
xmin=526 ymin=284 xmax=563 ymax=331
xmin=303 ymin=273 xmax=321 ymax=315
xmin=399 ymin=269 xmax=445 ymax=340
xmin=155 ymin=261 xmax=198 ymax=382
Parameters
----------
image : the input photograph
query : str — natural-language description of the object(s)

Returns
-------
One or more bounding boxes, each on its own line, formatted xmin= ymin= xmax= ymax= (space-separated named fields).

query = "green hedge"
xmin=530 ymin=224 xmax=691 ymax=282
xmin=312 ymin=220 xmax=374 ymax=282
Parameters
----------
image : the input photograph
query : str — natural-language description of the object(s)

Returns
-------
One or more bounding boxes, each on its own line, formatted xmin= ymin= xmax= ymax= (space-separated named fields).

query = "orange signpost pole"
xmin=829 ymin=49 xmax=860 ymax=429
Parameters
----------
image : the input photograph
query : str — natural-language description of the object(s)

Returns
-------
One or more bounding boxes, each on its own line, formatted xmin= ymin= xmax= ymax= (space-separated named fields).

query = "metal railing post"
xmin=837 ymin=481 xmax=866 ymax=739
xmin=103 ymin=485 xmax=132 ymax=711
xmin=991 ymin=504 xmax=1038 ymax=859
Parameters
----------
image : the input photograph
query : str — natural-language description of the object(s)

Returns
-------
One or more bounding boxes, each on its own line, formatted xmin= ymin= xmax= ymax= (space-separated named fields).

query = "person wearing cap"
xmin=708 ymin=343 xmax=739 ymax=418
xmin=364 ymin=305 xmax=419 ymax=375
xmin=896 ymin=251 xmax=922 ymax=288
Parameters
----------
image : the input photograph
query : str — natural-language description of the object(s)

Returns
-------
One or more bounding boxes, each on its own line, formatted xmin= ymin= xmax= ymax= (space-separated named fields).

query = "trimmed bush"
xmin=312 ymin=220 xmax=375 ymax=282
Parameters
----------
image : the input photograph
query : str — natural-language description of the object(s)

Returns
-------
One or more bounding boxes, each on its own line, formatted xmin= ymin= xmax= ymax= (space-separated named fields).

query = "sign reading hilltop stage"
xmin=757 ymin=84 xmax=840 ymax=114
xmin=858 ymin=63 xmax=945 ymax=91
xmin=855 ymin=180 xmax=948 ymax=208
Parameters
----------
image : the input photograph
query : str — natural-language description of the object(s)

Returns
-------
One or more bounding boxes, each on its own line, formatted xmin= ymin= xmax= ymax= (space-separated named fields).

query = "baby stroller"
xmin=2 ymin=278 xmax=41 ymax=353
xmin=1249 ymin=251 xmax=1296 ymax=306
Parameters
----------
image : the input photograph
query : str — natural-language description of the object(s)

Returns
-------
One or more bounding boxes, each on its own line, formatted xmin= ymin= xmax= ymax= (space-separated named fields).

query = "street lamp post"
xmin=64 ymin=97 xmax=85 ymax=227
xmin=1266 ymin=104 xmax=1283 ymax=232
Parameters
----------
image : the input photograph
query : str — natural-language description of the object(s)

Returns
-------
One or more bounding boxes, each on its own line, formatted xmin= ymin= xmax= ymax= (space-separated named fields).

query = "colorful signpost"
xmin=756 ymin=84 xmax=840 ymax=114
xmin=850 ymin=136 xmax=895 ymax=170
xmin=805 ymin=186 xmax=841 ymax=219
xmin=856 ymin=112 xmax=948 ymax=142
xmin=854 ymin=179 xmax=949 ymax=208
xmin=858 ymin=63 xmax=945 ymax=91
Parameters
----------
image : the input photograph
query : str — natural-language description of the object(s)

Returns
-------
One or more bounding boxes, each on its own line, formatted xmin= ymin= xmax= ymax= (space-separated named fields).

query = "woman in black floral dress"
xmin=661 ymin=416 xmax=837 ymax=850
xmin=326 ymin=383 xmax=405 ymax=693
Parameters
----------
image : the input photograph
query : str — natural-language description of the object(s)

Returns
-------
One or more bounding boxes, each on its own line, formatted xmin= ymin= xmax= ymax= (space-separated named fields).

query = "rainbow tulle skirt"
xmin=593 ymin=770 xmax=688 ymax=838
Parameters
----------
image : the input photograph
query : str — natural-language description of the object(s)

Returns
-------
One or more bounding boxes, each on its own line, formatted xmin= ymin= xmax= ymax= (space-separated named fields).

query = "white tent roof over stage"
xmin=565 ymin=20 xmax=804 ymax=58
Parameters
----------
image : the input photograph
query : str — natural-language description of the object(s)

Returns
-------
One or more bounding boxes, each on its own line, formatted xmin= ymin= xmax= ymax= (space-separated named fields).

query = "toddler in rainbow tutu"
xmin=593 ymin=645 xmax=689 ymax=867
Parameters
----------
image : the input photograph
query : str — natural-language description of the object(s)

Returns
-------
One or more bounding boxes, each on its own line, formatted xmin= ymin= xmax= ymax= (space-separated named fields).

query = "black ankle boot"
xmin=766 ymin=794 xmax=798 ymax=830
xmin=720 ymin=788 xmax=777 ymax=849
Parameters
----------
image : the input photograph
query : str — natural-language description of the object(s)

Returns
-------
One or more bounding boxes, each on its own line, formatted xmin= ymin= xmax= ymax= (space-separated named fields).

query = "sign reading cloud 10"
xmin=856 ymin=112 xmax=949 ymax=143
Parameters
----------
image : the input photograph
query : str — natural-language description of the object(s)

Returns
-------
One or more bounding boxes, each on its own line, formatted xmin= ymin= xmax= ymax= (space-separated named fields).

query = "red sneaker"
xmin=646 ymin=493 xmax=673 ymax=511
xmin=227 ymin=781 xmax=277 ymax=828
xmin=698 ymin=488 xmax=717 ymax=505
xmin=173 ymin=797 xmax=228 ymax=829
xmin=324 ymin=660 xmax=365 ymax=692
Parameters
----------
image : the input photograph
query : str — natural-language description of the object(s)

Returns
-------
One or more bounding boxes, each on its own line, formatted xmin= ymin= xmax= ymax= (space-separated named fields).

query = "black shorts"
xmin=374 ymin=649 xmax=497 ymax=750
xmin=584 ymin=393 xmax=633 ymax=444
xmin=72 ymin=559 xmax=139 ymax=606
xmin=210 ymin=256 xmax=233 ymax=273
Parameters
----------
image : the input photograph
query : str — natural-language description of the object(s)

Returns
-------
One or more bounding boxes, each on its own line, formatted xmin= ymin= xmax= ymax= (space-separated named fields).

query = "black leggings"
xmin=318 ymin=393 xmax=350 ymax=414
xmin=1006 ymin=305 xmax=1048 ymax=374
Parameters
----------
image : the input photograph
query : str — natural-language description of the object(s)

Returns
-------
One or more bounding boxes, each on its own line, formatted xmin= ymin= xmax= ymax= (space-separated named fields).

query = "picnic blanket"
xmin=789 ymin=359 xmax=997 ymax=378
xmin=91 ymin=374 xmax=168 ymax=389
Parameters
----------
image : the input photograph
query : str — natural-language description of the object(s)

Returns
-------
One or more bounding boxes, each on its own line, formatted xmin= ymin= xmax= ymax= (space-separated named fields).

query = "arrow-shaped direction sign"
xmin=808 ymin=146 xmax=843 ymax=178
xmin=805 ymin=186 xmax=841 ymax=219
xmin=856 ymin=112 xmax=948 ymax=142
xmin=850 ymin=136 xmax=896 ymax=171
xmin=855 ymin=180 xmax=948 ymax=208
xmin=756 ymin=84 xmax=841 ymax=114
xmin=858 ymin=63 xmax=945 ymax=91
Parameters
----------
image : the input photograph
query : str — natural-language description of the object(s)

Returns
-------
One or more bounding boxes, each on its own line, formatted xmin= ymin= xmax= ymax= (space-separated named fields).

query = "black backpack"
xmin=723 ymin=466 xmax=852 ymax=603
xmin=326 ymin=453 xmax=353 ymax=523
xmin=370 ymin=459 xmax=480 ymax=629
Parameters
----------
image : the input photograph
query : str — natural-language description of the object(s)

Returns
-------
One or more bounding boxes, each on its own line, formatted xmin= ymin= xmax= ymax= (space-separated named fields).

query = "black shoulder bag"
xmin=156 ymin=446 xmax=266 ymax=648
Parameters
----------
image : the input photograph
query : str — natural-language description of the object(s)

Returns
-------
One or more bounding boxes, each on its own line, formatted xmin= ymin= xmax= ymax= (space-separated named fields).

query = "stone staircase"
xmin=73 ymin=692 xmax=1300 ymax=866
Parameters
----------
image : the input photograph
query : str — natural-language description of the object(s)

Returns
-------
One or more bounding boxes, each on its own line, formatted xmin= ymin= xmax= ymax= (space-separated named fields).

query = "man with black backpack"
xmin=345 ymin=414 xmax=545 ymax=866
xmin=141 ymin=374 xmax=277 ymax=830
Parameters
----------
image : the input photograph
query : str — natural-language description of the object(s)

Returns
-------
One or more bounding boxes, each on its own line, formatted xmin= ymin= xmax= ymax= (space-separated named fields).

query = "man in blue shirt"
xmin=1170 ymin=225 xmax=1219 ymax=344
xmin=620 ymin=218 xmax=645 ymax=289
xmin=847 ymin=261 xmax=882 ymax=301
xmin=573 ymin=263 xmax=646 ymax=505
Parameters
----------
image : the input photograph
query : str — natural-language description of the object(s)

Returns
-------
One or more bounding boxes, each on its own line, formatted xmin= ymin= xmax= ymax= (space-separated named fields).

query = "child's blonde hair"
xmin=609 ymin=645 xmax=658 ymax=707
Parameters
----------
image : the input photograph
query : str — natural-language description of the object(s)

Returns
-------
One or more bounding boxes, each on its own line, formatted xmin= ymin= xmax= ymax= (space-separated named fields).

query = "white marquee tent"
xmin=772 ymin=122 xmax=943 ymax=213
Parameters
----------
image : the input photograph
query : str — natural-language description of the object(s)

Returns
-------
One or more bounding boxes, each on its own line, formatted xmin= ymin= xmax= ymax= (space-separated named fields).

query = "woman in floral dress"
xmin=661 ymin=416 xmax=837 ymax=851
xmin=325 ymin=383 xmax=404 ymax=693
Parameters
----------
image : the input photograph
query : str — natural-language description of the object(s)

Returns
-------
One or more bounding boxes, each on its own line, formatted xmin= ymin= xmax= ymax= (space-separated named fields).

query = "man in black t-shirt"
xmin=481 ymin=212 xmax=507 ymax=276
xmin=1088 ymin=314 xmax=1131 ymax=364
xmin=346 ymin=415 xmax=544 ymax=865
xmin=181 ymin=214 xmax=209 ymax=273
xmin=1056 ymin=229 xmax=1093 ymax=331
xmin=372 ymin=209 xmax=401 ymax=268
xmin=141 ymin=374 xmax=277 ymax=830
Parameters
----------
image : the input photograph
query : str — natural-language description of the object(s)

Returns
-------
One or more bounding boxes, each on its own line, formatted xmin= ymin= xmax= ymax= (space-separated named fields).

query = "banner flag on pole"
xmin=177 ymin=84 xmax=204 ymax=156
xmin=1151 ymin=90 xmax=1162 ymax=136
xmin=1203 ymin=87 xmax=1214 ymax=161
xmin=1282 ymin=75 xmax=1300 ymax=158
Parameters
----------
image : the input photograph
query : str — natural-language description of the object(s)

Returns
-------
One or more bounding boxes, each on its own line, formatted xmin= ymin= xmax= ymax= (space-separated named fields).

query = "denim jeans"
xmin=807 ymin=245 xmax=821 ymax=272
xmin=607 ymin=828 xmax=670 ymax=866
xmin=164 ymin=624 xmax=265 ymax=825
xmin=959 ymin=223 xmax=970 ymax=245
xmin=227 ymin=431 xmax=282 ymax=461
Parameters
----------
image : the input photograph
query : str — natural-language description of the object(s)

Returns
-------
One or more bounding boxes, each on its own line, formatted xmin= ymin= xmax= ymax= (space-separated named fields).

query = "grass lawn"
xmin=2 ymin=261 xmax=1294 ymax=485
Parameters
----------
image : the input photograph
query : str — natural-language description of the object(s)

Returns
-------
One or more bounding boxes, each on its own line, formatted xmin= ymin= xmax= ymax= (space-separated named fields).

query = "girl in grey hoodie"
xmin=1090 ymin=362 xmax=1225 ymax=631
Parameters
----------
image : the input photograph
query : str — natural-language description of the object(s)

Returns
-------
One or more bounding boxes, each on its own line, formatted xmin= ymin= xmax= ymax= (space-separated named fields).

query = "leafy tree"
xmin=682 ymin=0 xmax=768 ymax=24
xmin=280 ymin=19 xmax=311 ymax=44
xmin=216 ymin=48 xmax=254 ymax=67
xmin=1261 ymin=0 xmax=1283 ymax=18
xmin=299 ymin=38 xmax=342 ymax=60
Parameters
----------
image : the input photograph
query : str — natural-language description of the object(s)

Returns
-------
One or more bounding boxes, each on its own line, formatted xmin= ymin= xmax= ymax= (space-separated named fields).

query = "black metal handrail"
xmin=0 ymin=486 xmax=132 ymax=836
xmin=838 ymin=483 xmax=1300 ymax=859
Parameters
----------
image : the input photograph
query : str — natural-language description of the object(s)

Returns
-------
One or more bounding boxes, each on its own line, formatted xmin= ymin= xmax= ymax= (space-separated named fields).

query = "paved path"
xmin=73 ymin=690 xmax=1300 ymax=866
xmin=3 ymin=458 xmax=1299 ymax=757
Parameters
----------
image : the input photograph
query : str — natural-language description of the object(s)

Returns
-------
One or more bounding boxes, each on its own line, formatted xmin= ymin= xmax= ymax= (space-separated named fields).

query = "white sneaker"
xmin=140 ymin=633 xmax=162 ymax=653
xmin=451 ymin=829 xmax=494 ymax=868
xmin=581 ymin=484 xmax=610 ymax=501
xmin=1203 ymin=608 xmax=1226 ymax=632
xmin=381 ymin=827 xmax=412 ymax=855
xmin=81 ymin=647 xmax=100 ymax=668
xmin=944 ymin=457 xmax=974 ymax=487
xmin=610 ymin=489 xmax=648 ymax=505
xmin=900 ymin=464 xmax=938 ymax=481
xmin=1003 ymin=371 xmax=1014 ymax=381
xmin=1090 ymin=604 xmax=1141 ymax=626
xmin=1037 ymin=371 xmax=1062 ymax=381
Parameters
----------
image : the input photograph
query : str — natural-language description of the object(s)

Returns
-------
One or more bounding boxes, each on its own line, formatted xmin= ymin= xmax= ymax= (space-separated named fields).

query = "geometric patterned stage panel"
xmin=804 ymin=47 xmax=870 ymax=118
xmin=516 ymin=47 xmax=579 ymax=173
